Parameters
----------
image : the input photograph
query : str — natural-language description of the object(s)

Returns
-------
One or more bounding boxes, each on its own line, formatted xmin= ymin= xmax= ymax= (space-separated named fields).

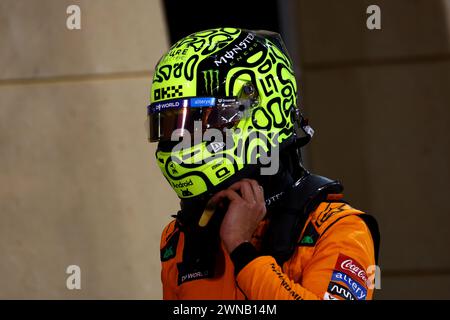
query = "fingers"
xmin=241 ymin=178 xmax=265 ymax=204
xmin=243 ymin=179 xmax=266 ymax=218
xmin=228 ymin=180 xmax=255 ymax=202
xmin=210 ymin=188 xmax=241 ymax=205
xmin=210 ymin=179 xmax=265 ymax=216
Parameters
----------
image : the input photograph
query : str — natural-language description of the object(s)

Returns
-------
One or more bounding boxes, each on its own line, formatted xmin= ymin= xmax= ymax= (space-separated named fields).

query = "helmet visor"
xmin=147 ymin=97 xmax=254 ymax=142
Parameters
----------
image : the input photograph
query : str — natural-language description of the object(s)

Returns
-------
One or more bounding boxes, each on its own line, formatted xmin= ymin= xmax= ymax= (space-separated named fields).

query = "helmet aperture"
xmin=147 ymin=92 xmax=257 ymax=142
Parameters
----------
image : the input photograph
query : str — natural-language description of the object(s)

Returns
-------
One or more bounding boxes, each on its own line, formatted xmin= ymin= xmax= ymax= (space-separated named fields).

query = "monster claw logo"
xmin=202 ymin=70 xmax=219 ymax=95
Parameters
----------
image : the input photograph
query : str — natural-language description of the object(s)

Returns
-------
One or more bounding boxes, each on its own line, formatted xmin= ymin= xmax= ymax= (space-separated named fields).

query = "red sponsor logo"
xmin=335 ymin=254 xmax=369 ymax=286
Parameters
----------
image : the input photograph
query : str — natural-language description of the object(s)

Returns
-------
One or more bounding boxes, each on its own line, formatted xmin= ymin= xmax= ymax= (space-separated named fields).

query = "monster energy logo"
xmin=202 ymin=70 xmax=219 ymax=95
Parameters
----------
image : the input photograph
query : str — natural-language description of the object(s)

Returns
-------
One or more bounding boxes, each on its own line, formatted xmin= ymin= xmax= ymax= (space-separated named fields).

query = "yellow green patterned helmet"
xmin=148 ymin=27 xmax=301 ymax=199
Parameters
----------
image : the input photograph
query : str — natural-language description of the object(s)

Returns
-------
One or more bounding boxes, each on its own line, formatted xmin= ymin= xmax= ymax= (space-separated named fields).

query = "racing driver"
xmin=146 ymin=27 xmax=380 ymax=300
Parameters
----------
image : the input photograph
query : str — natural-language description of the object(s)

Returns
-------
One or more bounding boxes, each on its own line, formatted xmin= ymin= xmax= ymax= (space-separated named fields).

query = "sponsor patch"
xmin=298 ymin=222 xmax=319 ymax=247
xmin=323 ymin=292 xmax=339 ymax=300
xmin=190 ymin=97 xmax=216 ymax=108
xmin=328 ymin=281 xmax=357 ymax=301
xmin=269 ymin=263 xmax=302 ymax=300
xmin=160 ymin=231 xmax=179 ymax=262
xmin=177 ymin=263 xmax=213 ymax=285
xmin=148 ymin=99 xmax=183 ymax=114
xmin=335 ymin=253 xmax=369 ymax=287
xmin=314 ymin=203 xmax=346 ymax=228
xmin=208 ymin=141 xmax=225 ymax=153
xmin=154 ymin=85 xmax=183 ymax=101
xmin=331 ymin=271 xmax=367 ymax=300
xmin=172 ymin=179 xmax=194 ymax=189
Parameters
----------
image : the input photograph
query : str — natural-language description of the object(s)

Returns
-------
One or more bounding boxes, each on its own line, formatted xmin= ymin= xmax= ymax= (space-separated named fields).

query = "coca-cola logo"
xmin=335 ymin=254 xmax=370 ymax=287
xmin=340 ymin=259 xmax=368 ymax=282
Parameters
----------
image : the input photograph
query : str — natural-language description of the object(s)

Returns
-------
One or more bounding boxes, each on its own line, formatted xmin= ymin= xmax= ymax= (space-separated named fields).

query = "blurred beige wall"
xmin=0 ymin=0 xmax=178 ymax=299
xmin=294 ymin=0 xmax=450 ymax=299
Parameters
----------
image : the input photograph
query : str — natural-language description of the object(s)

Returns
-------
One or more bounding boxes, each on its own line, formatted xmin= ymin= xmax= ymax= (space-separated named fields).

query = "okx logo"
xmin=202 ymin=70 xmax=219 ymax=95
xmin=154 ymin=85 xmax=183 ymax=101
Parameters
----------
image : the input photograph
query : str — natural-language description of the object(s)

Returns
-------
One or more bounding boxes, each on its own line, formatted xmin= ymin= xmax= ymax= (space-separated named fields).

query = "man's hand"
xmin=210 ymin=179 xmax=266 ymax=254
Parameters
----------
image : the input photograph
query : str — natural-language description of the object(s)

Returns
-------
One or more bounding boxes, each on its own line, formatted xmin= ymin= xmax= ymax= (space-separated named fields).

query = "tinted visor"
xmin=147 ymin=97 xmax=254 ymax=142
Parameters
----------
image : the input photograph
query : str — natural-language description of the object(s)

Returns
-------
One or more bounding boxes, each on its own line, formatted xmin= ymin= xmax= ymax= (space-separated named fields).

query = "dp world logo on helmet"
xmin=170 ymin=121 xmax=280 ymax=176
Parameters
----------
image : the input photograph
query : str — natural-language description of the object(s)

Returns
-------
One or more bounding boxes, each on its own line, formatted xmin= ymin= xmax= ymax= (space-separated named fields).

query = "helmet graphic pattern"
xmin=151 ymin=28 xmax=298 ymax=199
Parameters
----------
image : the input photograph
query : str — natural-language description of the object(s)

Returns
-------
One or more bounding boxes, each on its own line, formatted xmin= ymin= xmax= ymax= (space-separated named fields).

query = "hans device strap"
xmin=262 ymin=174 xmax=344 ymax=265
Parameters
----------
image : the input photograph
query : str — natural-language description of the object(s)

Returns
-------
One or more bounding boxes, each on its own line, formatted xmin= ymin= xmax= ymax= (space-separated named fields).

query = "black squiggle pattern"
xmin=154 ymin=28 xmax=299 ymax=198
xmin=154 ymin=28 xmax=241 ymax=86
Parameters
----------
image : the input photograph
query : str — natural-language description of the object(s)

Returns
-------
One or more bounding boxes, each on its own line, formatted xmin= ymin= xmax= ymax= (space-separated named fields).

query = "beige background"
xmin=0 ymin=0 xmax=449 ymax=299
xmin=0 ymin=0 xmax=177 ymax=299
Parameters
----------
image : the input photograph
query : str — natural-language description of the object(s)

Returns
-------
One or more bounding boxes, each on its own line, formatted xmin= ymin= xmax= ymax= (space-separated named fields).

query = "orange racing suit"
xmin=160 ymin=201 xmax=378 ymax=300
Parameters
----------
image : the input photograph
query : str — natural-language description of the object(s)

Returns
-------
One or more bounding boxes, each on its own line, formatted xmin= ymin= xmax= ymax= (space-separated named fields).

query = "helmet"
xmin=148 ymin=27 xmax=309 ymax=201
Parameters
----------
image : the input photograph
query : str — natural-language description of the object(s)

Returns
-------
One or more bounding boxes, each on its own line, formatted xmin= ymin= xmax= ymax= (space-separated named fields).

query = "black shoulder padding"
xmin=262 ymin=174 xmax=343 ymax=265
xmin=293 ymin=174 xmax=343 ymax=214
xmin=358 ymin=214 xmax=381 ymax=265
